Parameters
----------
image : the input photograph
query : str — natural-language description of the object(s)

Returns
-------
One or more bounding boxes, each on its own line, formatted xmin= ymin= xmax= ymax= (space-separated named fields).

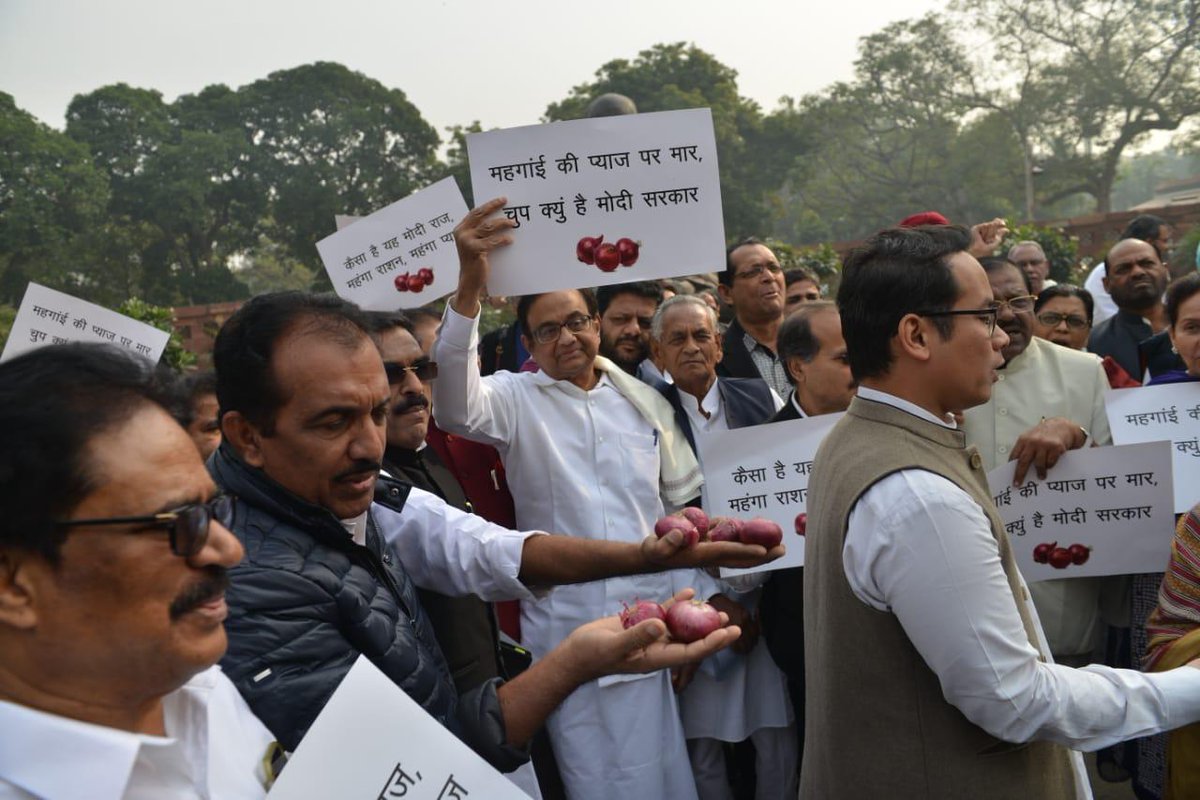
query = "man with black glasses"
xmin=0 ymin=344 xmax=277 ymax=798
xmin=803 ymin=226 xmax=1200 ymax=799
xmin=962 ymin=257 xmax=1113 ymax=666
xmin=434 ymin=199 xmax=721 ymax=800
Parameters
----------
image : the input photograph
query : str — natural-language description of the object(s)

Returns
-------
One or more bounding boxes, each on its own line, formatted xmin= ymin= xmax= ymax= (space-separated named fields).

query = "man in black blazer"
xmin=716 ymin=238 xmax=790 ymax=399
xmin=771 ymin=301 xmax=855 ymax=422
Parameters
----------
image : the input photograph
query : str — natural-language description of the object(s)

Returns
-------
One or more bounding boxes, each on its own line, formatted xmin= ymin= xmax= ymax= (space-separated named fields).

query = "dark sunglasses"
xmin=55 ymin=494 xmax=234 ymax=558
xmin=384 ymin=359 xmax=438 ymax=383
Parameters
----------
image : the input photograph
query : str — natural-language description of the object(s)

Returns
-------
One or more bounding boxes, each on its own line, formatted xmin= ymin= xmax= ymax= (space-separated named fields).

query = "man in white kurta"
xmin=433 ymin=200 xmax=705 ymax=799
xmin=963 ymin=259 xmax=1115 ymax=663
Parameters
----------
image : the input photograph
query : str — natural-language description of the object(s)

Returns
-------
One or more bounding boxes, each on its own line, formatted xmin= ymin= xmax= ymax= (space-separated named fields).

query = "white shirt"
xmin=677 ymin=381 xmax=785 ymax=437
xmin=843 ymin=388 xmax=1200 ymax=798
xmin=680 ymin=379 xmax=726 ymax=436
xmin=0 ymin=667 xmax=274 ymax=800
xmin=1084 ymin=261 xmax=1119 ymax=325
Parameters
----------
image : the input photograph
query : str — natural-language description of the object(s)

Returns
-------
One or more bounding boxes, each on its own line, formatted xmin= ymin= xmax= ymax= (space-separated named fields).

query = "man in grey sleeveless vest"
xmin=803 ymin=225 xmax=1200 ymax=799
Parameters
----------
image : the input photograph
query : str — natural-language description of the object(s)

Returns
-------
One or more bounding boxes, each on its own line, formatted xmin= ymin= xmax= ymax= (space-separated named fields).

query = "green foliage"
xmin=239 ymin=62 xmax=442 ymax=272
xmin=116 ymin=298 xmax=195 ymax=371
xmin=1002 ymin=224 xmax=1082 ymax=284
xmin=1176 ymin=225 xmax=1200 ymax=277
xmin=0 ymin=304 xmax=15 ymax=353
xmin=0 ymin=92 xmax=110 ymax=304
xmin=235 ymin=237 xmax=317 ymax=296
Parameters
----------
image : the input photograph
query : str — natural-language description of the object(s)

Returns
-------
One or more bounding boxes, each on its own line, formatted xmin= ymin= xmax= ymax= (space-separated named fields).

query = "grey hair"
xmin=1007 ymin=240 xmax=1045 ymax=260
xmin=651 ymin=294 xmax=719 ymax=342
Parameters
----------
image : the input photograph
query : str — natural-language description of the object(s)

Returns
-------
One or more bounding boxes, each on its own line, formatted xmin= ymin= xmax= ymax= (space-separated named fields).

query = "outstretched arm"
xmin=517 ymin=528 xmax=785 ymax=586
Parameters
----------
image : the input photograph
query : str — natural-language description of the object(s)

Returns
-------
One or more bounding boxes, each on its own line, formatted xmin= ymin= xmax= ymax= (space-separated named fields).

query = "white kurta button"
xmin=999 ymin=408 xmax=1008 ymax=416
xmin=998 ymin=445 xmax=1008 ymax=454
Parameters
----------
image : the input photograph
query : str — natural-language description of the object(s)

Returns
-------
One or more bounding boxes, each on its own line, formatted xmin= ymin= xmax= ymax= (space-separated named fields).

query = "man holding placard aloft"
xmin=434 ymin=199 xmax=718 ymax=800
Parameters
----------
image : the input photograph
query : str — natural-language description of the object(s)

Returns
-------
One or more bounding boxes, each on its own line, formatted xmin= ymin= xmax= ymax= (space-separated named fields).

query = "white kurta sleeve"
xmin=431 ymin=305 xmax=520 ymax=448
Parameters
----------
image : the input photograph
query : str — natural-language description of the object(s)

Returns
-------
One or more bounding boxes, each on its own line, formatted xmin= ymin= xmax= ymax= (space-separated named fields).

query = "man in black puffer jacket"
xmin=211 ymin=291 xmax=775 ymax=774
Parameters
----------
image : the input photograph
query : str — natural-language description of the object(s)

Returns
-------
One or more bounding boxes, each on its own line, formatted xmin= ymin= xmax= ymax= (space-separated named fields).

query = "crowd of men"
xmin=2 ymin=202 xmax=1200 ymax=800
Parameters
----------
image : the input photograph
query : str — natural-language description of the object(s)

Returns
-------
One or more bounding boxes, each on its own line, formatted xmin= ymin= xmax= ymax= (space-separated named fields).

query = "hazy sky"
xmin=1 ymin=0 xmax=944 ymax=136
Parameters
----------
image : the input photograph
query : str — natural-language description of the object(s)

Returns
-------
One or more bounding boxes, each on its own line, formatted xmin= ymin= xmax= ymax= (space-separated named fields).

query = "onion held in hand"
xmin=654 ymin=515 xmax=699 ymax=547
xmin=664 ymin=599 xmax=723 ymax=643
xmin=678 ymin=507 xmax=709 ymax=538
xmin=707 ymin=517 xmax=741 ymax=543
xmin=740 ymin=517 xmax=783 ymax=548
xmin=794 ymin=512 xmax=807 ymax=537
xmin=619 ymin=599 xmax=666 ymax=630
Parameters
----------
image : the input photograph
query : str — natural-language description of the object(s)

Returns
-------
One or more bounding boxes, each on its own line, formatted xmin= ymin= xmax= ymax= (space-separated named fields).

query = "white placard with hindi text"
xmin=1 ymin=283 xmax=170 ymax=364
xmin=1105 ymin=382 xmax=1200 ymax=513
xmin=466 ymin=109 xmax=724 ymax=296
xmin=315 ymin=177 xmax=469 ymax=311
xmin=986 ymin=441 xmax=1175 ymax=581
xmin=697 ymin=413 xmax=843 ymax=577
xmin=267 ymin=656 xmax=531 ymax=800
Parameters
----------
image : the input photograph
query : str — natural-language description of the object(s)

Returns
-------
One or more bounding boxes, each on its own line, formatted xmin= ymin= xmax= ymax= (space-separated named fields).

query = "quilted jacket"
xmin=210 ymin=444 xmax=527 ymax=770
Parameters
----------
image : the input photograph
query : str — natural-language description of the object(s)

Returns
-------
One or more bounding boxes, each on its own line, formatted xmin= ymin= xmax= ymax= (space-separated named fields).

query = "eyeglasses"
xmin=1036 ymin=311 xmax=1089 ymax=330
xmin=55 ymin=495 xmax=234 ymax=558
xmin=532 ymin=313 xmax=595 ymax=345
xmin=733 ymin=262 xmax=783 ymax=281
xmin=1011 ymin=259 xmax=1047 ymax=269
xmin=384 ymin=359 xmax=438 ymax=383
xmin=992 ymin=295 xmax=1037 ymax=314
xmin=918 ymin=307 xmax=999 ymax=336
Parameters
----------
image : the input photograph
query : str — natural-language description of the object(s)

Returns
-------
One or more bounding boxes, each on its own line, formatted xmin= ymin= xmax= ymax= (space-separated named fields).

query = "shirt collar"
xmin=680 ymin=379 xmax=722 ymax=420
xmin=742 ymin=330 xmax=777 ymax=358
xmin=0 ymin=699 xmax=141 ymax=799
xmin=856 ymin=386 xmax=957 ymax=429
xmin=789 ymin=391 xmax=807 ymax=418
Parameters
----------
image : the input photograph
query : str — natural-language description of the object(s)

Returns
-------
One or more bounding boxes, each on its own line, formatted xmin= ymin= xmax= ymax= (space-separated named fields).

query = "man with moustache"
xmin=366 ymin=310 xmax=547 ymax=798
xmin=434 ymin=199 xmax=764 ymax=800
xmin=803 ymin=226 xmax=1200 ymax=799
xmin=0 ymin=344 xmax=275 ymax=798
xmin=597 ymin=281 xmax=662 ymax=381
xmin=963 ymin=257 xmax=1112 ymax=665
xmin=211 ymin=290 xmax=761 ymax=778
xmin=717 ymin=238 xmax=791 ymax=398
xmin=1088 ymin=238 xmax=1171 ymax=380
xmin=653 ymin=295 xmax=780 ymax=450
xmin=366 ymin=311 xmax=504 ymax=695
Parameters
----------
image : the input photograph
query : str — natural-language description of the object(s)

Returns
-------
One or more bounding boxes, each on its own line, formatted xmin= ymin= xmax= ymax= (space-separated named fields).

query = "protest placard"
xmin=466 ymin=109 xmax=724 ymax=296
xmin=1105 ymin=382 xmax=1200 ymax=513
xmin=1 ymin=283 xmax=170 ymax=364
xmin=696 ymin=413 xmax=843 ymax=577
xmin=267 ymin=656 xmax=531 ymax=800
xmin=315 ymin=177 xmax=469 ymax=311
xmin=986 ymin=441 xmax=1174 ymax=581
